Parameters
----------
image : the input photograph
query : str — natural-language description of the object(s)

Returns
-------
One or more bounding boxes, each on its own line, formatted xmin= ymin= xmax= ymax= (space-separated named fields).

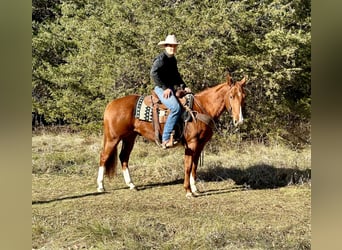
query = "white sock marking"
xmin=190 ymin=173 xmax=197 ymax=193
xmin=123 ymin=168 xmax=135 ymax=189
xmin=97 ymin=166 xmax=105 ymax=190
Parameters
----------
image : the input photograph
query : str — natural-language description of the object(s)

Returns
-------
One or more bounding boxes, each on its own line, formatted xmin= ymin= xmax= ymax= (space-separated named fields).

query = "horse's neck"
xmin=194 ymin=83 xmax=228 ymax=119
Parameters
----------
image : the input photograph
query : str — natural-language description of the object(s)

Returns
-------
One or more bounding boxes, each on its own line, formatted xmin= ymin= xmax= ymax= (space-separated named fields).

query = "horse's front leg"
xmin=190 ymin=163 xmax=199 ymax=195
xmin=190 ymin=146 xmax=205 ymax=195
xmin=119 ymin=137 xmax=137 ymax=190
xmin=184 ymin=147 xmax=194 ymax=198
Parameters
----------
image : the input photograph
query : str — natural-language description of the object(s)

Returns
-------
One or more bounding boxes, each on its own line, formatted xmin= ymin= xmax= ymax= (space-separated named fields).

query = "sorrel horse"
xmin=97 ymin=73 xmax=247 ymax=198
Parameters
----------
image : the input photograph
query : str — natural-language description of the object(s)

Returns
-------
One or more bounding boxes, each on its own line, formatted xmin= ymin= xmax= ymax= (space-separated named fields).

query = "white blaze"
xmin=239 ymin=106 xmax=243 ymax=123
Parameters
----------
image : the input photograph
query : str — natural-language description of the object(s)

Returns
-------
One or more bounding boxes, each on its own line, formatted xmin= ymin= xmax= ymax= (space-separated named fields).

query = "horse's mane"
xmin=195 ymin=82 xmax=227 ymax=97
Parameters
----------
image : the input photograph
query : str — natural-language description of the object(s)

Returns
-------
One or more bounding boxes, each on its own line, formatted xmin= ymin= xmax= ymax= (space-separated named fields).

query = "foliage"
xmin=32 ymin=0 xmax=311 ymax=144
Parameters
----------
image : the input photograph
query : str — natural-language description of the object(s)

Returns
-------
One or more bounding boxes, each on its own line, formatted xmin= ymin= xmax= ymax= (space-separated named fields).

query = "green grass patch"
xmin=32 ymin=132 xmax=311 ymax=249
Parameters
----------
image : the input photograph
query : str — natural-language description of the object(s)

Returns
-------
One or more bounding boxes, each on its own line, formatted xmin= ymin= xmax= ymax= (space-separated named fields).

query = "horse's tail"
xmin=101 ymin=131 xmax=118 ymax=179
xmin=104 ymin=145 xmax=118 ymax=179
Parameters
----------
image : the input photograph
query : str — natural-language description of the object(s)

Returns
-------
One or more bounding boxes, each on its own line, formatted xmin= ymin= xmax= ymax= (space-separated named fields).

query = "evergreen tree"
xmin=32 ymin=0 xmax=311 ymax=144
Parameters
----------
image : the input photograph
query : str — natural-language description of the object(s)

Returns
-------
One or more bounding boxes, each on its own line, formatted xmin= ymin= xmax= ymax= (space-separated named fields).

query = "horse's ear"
xmin=226 ymin=73 xmax=233 ymax=86
xmin=238 ymin=76 xmax=247 ymax=86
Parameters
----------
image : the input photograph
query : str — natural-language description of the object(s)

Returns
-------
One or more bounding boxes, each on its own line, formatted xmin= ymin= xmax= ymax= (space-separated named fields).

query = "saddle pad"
xmin=135 ymin=96 xmax=153 ymax=122
xmin=134 ymin=96 xmax=169 ymax=123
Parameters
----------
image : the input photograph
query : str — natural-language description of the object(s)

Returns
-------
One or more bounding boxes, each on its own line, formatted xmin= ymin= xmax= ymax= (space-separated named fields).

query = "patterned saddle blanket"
xmin=134 ymin=93 xmax=194 ymax=123
xmin=134 ymin=95 xmax=168 ymax=123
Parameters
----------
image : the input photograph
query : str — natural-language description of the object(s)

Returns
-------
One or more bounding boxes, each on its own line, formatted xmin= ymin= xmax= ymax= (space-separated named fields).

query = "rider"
xmin=150 ymin=34 xmax=191 ymax=149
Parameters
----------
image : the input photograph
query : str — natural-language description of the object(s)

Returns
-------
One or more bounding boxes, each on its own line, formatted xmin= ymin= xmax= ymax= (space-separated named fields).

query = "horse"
xmin=96 ymin=73 xmax=247 ymax=198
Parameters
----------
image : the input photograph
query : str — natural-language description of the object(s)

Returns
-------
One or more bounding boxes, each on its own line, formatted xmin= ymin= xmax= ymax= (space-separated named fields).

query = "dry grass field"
xmin=32 ymin=132 xmax=311 ymax=249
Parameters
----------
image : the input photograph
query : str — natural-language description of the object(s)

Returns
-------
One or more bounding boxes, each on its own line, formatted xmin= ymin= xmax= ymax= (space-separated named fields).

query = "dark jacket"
xmin=150 ymin=51 xmax=186 ymax=90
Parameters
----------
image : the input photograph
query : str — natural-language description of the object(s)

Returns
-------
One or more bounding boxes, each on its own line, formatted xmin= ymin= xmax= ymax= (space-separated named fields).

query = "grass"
xmin=32 ymin=132 xmax=311 ymax=249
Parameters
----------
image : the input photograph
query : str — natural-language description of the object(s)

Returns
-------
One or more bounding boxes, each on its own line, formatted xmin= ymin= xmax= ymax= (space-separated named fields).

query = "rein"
xmin=192 ymin=97 xmax=216 ymax=129
xmin=190 ymin=88 xmax=233 ymax=168
xmin=193 ymin=108 xmax=223 ymax=140
xmin=191 ymin=87 xmax=234 ymax=135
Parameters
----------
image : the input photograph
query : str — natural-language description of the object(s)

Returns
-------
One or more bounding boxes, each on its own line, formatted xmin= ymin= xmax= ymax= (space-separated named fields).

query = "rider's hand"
xmin=163 ymin=88 xmax=172 ymax=99
xmin=184 ymin=87 xmax=191 ymax=93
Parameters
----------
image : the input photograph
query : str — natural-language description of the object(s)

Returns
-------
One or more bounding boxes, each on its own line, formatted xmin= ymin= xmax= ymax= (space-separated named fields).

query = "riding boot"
xmin=169 ymin=130 xmax=174 ymax=146
xmin=161 ymin=131 xmax=178 ymax=149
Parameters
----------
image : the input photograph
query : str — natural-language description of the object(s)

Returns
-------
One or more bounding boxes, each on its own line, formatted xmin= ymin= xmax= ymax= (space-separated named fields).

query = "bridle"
xmin=191 ymin=84 xmax=239 ymax=133
xmin=226 ymin=84 xmax=237 ymax=115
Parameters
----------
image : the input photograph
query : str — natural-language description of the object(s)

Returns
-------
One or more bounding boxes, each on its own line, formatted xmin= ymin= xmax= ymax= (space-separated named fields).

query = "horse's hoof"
xmin=97 ymin=187 xmax=105 ymax=193
xmin=186 ymin=192 xmax=195 ymax=199
xmin=128 ymin=183 xmax=137 ymax=191
xmin=130 ymin=186 xmax=138 ymax=191
xmin=192 ymin=191 xmax=201 ymax=196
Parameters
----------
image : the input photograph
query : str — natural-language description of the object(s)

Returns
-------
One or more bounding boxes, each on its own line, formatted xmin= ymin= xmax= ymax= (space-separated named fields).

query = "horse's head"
xmin=225 ymin=74 xmax=247 ymax=126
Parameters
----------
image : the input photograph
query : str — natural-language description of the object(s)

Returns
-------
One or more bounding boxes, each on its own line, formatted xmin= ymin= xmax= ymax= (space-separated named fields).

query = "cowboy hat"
xmin=157 ymin=35 xmax=180 ymax=46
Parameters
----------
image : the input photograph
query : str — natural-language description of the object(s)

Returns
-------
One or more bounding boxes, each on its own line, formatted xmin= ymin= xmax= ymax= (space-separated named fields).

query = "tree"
xmin=32 ymin=0 xmax=311 ymax=145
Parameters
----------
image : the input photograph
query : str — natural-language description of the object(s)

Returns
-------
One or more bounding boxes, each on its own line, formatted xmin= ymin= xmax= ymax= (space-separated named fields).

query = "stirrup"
xmin=155 ymin=139 xmax=162 ymax=147
xmin=161 ymin=130 xmax=178 ymax=149
xmin=161 ymin=140 xmax=177 ymax=149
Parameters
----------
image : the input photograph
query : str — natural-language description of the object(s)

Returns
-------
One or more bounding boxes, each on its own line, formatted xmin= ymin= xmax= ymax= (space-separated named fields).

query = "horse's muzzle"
xmin=233 ymin=118 xmax=243 ymax=127
xmin=232 ymin=107 xmax=244 ymax=126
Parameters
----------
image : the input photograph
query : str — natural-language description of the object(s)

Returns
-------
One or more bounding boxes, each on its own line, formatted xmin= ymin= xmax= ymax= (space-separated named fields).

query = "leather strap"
xmin=152 ymin=96 xmax=161 ymax=144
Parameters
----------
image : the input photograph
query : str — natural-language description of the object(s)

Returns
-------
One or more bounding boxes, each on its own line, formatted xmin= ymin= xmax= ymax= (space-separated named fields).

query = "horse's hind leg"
xmin=97 ymin=137 xmax=119 ymax=192
xmin=184 ymin=143 xmax=204 ymax=198
xmin=119 ymin=134 xmax=137 ymax=190
xmin=97 ymin=165 xmax=105 ymax=192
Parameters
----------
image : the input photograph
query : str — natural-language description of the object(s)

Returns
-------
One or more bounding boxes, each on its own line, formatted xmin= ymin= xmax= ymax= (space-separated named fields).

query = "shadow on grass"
xmin=32 ymin=191 xmax=111 ymax=205
xmin=198 ymin=163 xmax=311 ymax=189
xmin=195 ymin=185 xmax=250 ymax=197
xmin=136 ymin=179 xmax=250 ymax=197
xmin=136 ymin=179 xmax=184 ymax=191
xmin=136 ymin=164 xmax=310 ymax=195
xmin=33 ymin=164 xmax=311 ymax=204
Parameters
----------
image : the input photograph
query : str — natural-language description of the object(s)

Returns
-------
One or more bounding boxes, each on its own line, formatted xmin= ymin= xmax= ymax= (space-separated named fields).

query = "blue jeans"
xmin=154 ymin=86 xmax=182 ymax=142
